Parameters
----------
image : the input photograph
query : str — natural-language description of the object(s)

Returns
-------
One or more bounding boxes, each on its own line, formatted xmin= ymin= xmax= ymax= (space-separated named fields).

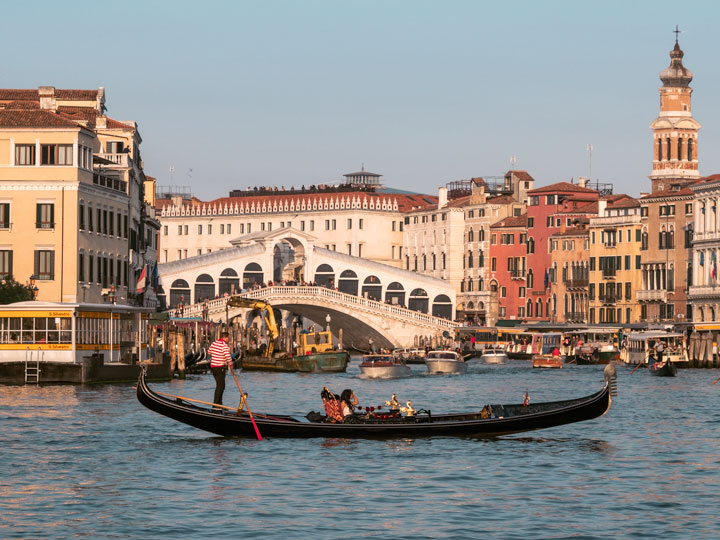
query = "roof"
xmin=528 ymin=182 xmax=598 ymax=194
xmin=557 ymin=201 xmax=599 ymax=215
xmin=0 ymin=89 xmax=99 ymax=101
xmin=156 ymin=190 xmax=438 ymax=215
xmin=608 ymin=197 xmax=640 ymax=209
xmin=487 ymin=194 xmax=514 ymax=204
xmin=490 ymin=213 xmax=527 ymax=229
xmin=506 ymin=170 xmax=534 ymax=182
xmin=0 ymin=109 xmax=85 ymax=128
xmin=550 ymin=227 xmax=588 ymax=238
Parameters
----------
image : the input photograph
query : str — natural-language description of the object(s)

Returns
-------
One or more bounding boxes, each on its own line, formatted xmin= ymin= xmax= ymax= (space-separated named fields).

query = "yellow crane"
xmin=225 ymin=297 xmax=279 ymax=357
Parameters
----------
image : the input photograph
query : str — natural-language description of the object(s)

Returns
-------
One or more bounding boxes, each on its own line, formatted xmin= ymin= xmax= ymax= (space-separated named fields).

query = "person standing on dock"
xmin=209 ymin=332 xmax=233 ymax=407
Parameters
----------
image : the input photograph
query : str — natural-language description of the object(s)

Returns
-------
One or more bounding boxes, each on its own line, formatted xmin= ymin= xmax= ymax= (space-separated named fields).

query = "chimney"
xmin=438 ymin=187 xmax=448 ymax=209
xmin=578 ymin=176 xmax=587 ymax=188
xmin=171 ymin=195 xmax=183 ymax=207
xmin=598 ymin=199 xmax=607 ymax=216
xmin=38 ymin=86 xmax=57 ymax=111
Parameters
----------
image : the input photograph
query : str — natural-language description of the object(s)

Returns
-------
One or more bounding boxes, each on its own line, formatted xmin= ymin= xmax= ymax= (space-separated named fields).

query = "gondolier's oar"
xmin=629 ymin=362 xmax=646 ymax=375
xmin=711 ymin=374 xmax=720 ymax=385
xmin=229 ymin=367 xmax=262 ymax=440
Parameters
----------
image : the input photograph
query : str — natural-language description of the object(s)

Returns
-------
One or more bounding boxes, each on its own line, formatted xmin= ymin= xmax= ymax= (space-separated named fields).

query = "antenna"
xmin=587 ymin=144 xmax=593 ymax=182
xmin=510 ymin=155 xmax=517 ymax=168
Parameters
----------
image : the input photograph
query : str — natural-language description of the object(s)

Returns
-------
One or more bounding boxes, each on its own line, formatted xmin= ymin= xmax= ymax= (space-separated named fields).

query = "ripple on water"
xmin=2 ymin=364 xmax=720 ymax=539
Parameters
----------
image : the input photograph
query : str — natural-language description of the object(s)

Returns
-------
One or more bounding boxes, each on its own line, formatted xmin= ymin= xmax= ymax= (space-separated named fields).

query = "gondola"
xmin=649 ymin=359 xmax=677 ymax=377
xmin=136 ymin=366 xmax=617 ymax=439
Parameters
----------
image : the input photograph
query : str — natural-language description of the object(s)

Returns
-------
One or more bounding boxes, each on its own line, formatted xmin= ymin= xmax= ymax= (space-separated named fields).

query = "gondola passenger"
xmin=340 ymin=389 xmax=359 ymax=417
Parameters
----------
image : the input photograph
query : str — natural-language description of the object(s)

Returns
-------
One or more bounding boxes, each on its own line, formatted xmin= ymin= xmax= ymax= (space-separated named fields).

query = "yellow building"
xmin=0 ymin=87 xmax=158 ymax=306
xmin=588 ymin=198 xmax=643 ymax=324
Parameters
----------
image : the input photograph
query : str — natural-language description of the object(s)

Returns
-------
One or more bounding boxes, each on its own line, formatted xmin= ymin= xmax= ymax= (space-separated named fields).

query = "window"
xmin=332 ymin=219 xmax=336 ymax=230
xmin=0 ymin=250 xmax=12 ymax=280
xmin=529 ymin=196 xmax=539 ymax=206
xmin=625 ymin=282 xmax=631 ymax=300
xmin=686 ymin=203 xmax=693 ymax=215
xmin=36 ymin=203 xmax=54 ymax=229
xmin=220 ymin=224 xmax=225 ymax=234
xmin=88 ymin=255 xmax=94 ymax=283
xmin=106 ymin=141 xmax=125 ymax=153
xmin=325 ymin=220 xmax=330 ymax=230
xmin=641 ymin=206 xmax=648 ymax=217
xmin=491 ymin=234 xmax=497 ymax=245
xmin=347 ymin=244 xmax=352 ymax=256
xmin=184 ymin=225 xmax=188 ymax=235
xmin=34 ymin=250 xmax=55 ymax=280
xmin=109 ymin=211 xmax=114 ymax=236
xmin=625 ymin=255 xmax=630 ymax=270
xmin=501 ymin=287 xmax=507 ymax=298
xmin=208 ymin=224 xmax=212 ymax=235
xmin=589 ymin=283 xmax=595 ymax=300
xmin=528 ymin=217 xmax=534 ymax=228
xmin=636 ymin=255 xmax=641 ymax=270
xmin=519 ymin=287 xmax=526 ymax=298
xmin=0 ymin=203 xmax=10 ymax=229
xmin=491 ymin=258 xmax=496 ymax=272
xmin=41 ymin=144 xmax=72 ymax=165
xmin=15 ymin=144 xmax=36 ymax=165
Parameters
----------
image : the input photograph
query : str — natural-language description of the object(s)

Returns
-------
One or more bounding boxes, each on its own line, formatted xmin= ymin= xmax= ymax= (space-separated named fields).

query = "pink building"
xmin=489 ymin=214 xmax=527 ymax=320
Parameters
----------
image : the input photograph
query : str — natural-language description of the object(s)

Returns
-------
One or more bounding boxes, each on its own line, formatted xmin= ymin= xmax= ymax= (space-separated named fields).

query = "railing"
xmin=599 ymin=294 xmax=618 ymax=304
xmin=637 ymin=289 xmax=667 ymax=302
xmin=563 ymin=277 xmax=589 ymax=288
xmin=688 ymin=285 xmax=720 ymax=297
xmin=509 ymin=270 xmax=526 ymax=279
xmin=95 ymin=153 xmax=131 ymax=167
xmin=602 ymin=269 xmax=617 ymax=279
xmin=564 ymin=311 xmax=587 ymax=322
xmin=180 ymin=286 xmax=460 ymax=329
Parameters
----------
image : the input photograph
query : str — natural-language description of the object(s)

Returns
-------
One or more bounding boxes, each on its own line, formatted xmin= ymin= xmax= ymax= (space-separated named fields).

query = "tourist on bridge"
xmin=209 ymin=332 xmax=233 ymax=407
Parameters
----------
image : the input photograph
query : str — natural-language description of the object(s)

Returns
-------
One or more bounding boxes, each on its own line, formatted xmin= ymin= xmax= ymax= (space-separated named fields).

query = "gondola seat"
xmin=321 ymin=387 xmax=344 ymax=423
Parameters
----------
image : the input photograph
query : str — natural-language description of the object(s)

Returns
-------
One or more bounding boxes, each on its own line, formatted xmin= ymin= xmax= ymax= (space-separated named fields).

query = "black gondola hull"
xmin=136 ymin=370 xmax=613 ymax=439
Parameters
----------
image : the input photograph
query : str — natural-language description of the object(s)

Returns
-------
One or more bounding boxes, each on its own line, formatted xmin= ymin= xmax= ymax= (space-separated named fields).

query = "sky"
xmin=4 ymin=0 xmax=720 ymax=200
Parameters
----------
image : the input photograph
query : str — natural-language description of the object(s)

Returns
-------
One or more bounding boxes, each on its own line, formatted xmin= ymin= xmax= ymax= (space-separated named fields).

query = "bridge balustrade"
xmin=176 ymin=286 xmax=458 ymax=329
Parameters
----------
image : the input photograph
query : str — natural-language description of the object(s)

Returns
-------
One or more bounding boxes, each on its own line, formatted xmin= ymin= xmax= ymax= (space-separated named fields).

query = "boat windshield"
xmin=428 ymin=352 xmax=458 ymax=360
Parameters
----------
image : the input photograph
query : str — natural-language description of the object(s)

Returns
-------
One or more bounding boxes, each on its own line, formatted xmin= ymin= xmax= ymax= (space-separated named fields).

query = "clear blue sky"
xmin=5 ymin=0 xmax=720 ymax=199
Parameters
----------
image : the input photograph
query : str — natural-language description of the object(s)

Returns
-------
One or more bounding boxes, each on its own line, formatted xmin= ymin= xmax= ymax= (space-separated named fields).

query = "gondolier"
xmin=209 ymin=332 xmax=233 ymax=407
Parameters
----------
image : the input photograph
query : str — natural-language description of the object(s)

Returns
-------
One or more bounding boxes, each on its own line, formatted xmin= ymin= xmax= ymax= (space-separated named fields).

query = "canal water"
xmin=2 ymin=358 xmax=719 ymax=539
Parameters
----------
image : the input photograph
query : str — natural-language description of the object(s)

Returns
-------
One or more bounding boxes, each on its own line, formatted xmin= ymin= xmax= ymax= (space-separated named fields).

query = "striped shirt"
xmin=209 ymin=338 xmax=232 ymax=368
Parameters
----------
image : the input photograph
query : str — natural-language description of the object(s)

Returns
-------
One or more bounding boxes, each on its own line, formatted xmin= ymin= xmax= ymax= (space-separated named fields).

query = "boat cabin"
xmin=503 ymin=331 xmax=562 ymax=358
xmin=296 ymin=330 xmax=333 ymax=355
xmin=626 ymin=331 xmax=688 ymax=365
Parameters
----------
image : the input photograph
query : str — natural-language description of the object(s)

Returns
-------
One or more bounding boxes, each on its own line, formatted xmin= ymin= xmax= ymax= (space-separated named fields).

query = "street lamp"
xmin=325 ymin=314 xmax=331 ymax=332
xmin=29 ymin=274 xmax=39 ymax=300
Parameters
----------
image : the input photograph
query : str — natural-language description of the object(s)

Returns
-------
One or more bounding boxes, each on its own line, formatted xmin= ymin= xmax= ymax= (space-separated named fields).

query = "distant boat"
xmin=358 ymin=354 xmax=411 ymax=378
xmin=480 ymin=348 xmax=508 ymax=364
xmin=531 ymin=355 xmax=563 ymax=369
xmin=425 ymin=350 xmax=467 ymax=374
xmin=648 ymin=359 xmax=677 ymax=377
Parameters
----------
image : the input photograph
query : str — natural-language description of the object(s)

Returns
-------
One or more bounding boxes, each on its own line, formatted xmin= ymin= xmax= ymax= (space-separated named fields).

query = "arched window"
xmin=688 ymin=137 xmax=693 ymax=161
xmin=536 ymin=298 xmax=543 ymax=318
xmin=194 ymin=273 xmax=215 ymax=302
xmin=478 ymin=278 xmax=484 ymax=291
xmin=666 ymin=137 xmax=671 ymax=159
xmin=668 ymin=229 xmax=675 ymax=249
xmin=385 ymin=282 xmax=405 ymax=306
xmin=467 ymin=250 xmax=473 ymax=268
xmin=479 ymin=228 xmax=485 ymax=242
xmin=442 ymin=253 xmax=446 ymax=270
xmin=468 ymin=229 xmax=474 ymax=242
xmin=641 ymin=231 xmax=649 ymax=250
xmin=467 ymin=279 xmax=473 ymax=292
xmin=408 ymin=288 xmax=429 ymax=313
xmin=527 ymin=237 xmax=535 ymax=254
xmin=527 ymin=269 xmax=534 ymax=289
xmin=490 ymin=280 xmax=498 ymax=293
xmin=658 ymin=137 xmax=663 ymax=161
xmin=423 ymin=254 xmax=427 ymax=271
xmin=338 ymin=269 xmax=359 ymax=296
xmin=414 ymin=256 xmax=418 ymax=272
xmin=219 ymin=268 xmax=239 ymax=296
xmin=405 ymin=255 xmax=410 ymax=270
xmin=361 ymin=275 xmax=382 ymax=301
xmin=432 ymin=253 xmax=436 ymax=271
xmin=526 ymin=299 xmax=533 ymax=318
xmin=169 ymin=279 xmax=191 ymax=308
xmin=479 ymin=251 xmax=484 ymax=268
xmin=432 ymin=294 xmax=453 ymax=319
xmin=678 ymin=137 xmax=683 ymax=161
xmin=315 ymin=263 xmax=335 ymax=287
xmin=243 ymin=263 xmax=264 ymax=287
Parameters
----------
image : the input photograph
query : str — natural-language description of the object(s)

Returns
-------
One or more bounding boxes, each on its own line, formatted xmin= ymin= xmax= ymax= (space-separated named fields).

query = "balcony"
xmin=688 ymin=285 xmax=720 ymax=299
xmin=563 ymin=277 xmax=589 ymax=288
xmin=509 ymin=270 xmax=526 ymax=280
xmin=602 ymin=269 xmax=617 ymax=279
xmin=564 ymin=311 xmax=587 ymax=322
xmin=637 ymin=289 xmax=668 ymax=302
xmin=599 ymin=294 xmax=618 ymax=305
xmin=94 ymin=152 xmax=132 ymax=168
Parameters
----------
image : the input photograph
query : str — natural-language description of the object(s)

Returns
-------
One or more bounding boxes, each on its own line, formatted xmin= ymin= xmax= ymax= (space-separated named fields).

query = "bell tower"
xmin=649 ymin=31 xmax=701 ymax=194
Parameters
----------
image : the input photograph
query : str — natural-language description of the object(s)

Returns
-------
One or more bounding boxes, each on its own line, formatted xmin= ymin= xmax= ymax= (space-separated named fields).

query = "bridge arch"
xmin=338 ymin=269 xmax=358 ymax=296
xmin=170 ymin=279 xmax=190 ymax=308
xmin=219 ymin=268 xmax=239 ymax=296
xmin=361 ymin=275 xmax=382 ymax=301
xmin=271 ymin=234 xmax=307 ymax=282
xmin=432 ymin=294 xmax=452 ymax=320
xmin=194 ymin=273 xmax=215 ymax=302
xmin=409 ymin=288 xmax=429 ymax=314
xmin=243 ymin=263 xmax=264 ymax=288
xmin=385 ymin=282 xmax=405 ymax=306
xmin=315 ymin=263 xmax=335 ymax=287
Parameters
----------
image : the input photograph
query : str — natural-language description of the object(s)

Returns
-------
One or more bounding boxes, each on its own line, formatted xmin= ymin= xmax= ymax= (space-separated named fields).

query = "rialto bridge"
xmin=157 ymin=228 xmax=459 ymax=347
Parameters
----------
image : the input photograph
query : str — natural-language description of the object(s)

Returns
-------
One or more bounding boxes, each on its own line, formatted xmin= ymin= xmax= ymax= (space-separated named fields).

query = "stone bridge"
xmin=180 ymin=286 xmax=459 ymax=349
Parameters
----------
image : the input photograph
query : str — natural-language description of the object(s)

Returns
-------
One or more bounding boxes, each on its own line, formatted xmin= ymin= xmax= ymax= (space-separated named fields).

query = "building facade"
xmin=549 ymin=226 xmax=589 ymax=323
xmin=488 ymin=214 xmax=528 ymax=320
xmin=688 ymin=175 xmax=720 ymax=321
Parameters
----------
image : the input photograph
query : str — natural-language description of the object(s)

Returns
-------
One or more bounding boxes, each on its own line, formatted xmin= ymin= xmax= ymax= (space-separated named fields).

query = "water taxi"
xmin=358 ymin=354 xmax=411 ymax=378
xmin=625 ymin=331 xmax=688 ymax=368
xmin=424 ymin=350 xmax=467 ymax=374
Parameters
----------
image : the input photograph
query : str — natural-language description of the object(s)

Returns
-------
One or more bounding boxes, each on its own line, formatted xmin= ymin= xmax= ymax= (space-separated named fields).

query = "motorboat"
xmin=358 ymin=354 xmax=411 ymax=378
xmin=392 ymin=347 xmax=426 ymax=364
xmin=531 ymin=355 xmax=563 ymax=369
xmin=480 ymin=348 xmax=508 ymax=364
xmin=424 ymin=350 xmax=467 ymax=374
xmin=136 ymin=367 xmax=617 ymax=439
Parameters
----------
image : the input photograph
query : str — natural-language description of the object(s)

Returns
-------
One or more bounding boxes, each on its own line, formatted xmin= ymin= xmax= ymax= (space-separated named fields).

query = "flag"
xmin=544 ymin=269 xmax=549 ymax=289
xmin=151 ymin=262 xmax=159 ymax=292
xmin=136 ymin=265 xmax=147 ymax=293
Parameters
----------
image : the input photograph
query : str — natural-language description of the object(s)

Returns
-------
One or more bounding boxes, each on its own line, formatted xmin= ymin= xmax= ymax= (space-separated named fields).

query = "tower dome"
xmin=660 ymin=41 xmax=693 ymax=87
